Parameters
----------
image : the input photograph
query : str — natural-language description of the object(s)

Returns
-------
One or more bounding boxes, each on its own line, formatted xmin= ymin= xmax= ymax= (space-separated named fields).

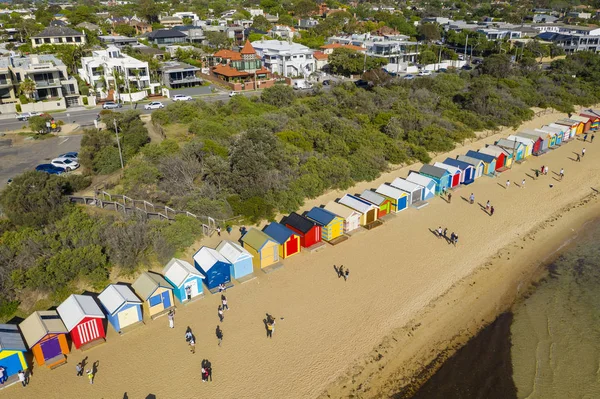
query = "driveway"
xmin=0 ymin=134 xmax=82 ymax=189
xmin=170 ymin=85 xmax=215 ymax=97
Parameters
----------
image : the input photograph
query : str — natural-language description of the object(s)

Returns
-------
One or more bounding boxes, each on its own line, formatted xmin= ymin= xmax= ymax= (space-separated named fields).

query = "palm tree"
xmin=112 ymin=68 xmax=125 ymax=104
xmin=19 ymin=78 xmax=36 ymax=100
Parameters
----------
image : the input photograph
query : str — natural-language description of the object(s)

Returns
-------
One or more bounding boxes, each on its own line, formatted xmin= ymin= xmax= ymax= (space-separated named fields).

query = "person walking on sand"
xmin=535 ymin=169 xmax=539 ymax=179
xmin=87 ymin=369 xmax=94 ymax=384
xmin=189 ymin=337 xmax=196 ymax=354
xmin=453 ymin=234 xmax=459 ymax=247
xmin=344 ymin=268 xmax=350 ymax=281
xmin=560 ymin=168 xmax=564 ymax=180
xmin=582 ymin=147 xmax=586 ymax=158
xmin=469 ymin=193 xmax=475 ymax=204
xmin=490 ymin=206 xmax=495 ymax=217
xmin=437 ymin=226 xmax=443 ymax=238
xmin=486 ymin=200 xmax=490 ymax=212
xmin=584 ymin=133 xmax=588 ymax=142
xmin=185 ymin=328 xmax=192 ymax=343
xmin=168 ymin=309 xmax=175 ymax=329
xmin=266 ymin=321 xmax=274 ymax=338
xmin=521 ymin=179 xmax=526 ymax=188
xmin=222 ymin=295 xmax=229 ymax=310
xmin=226 ymin=225 xmax=232 ymax=235
xmin=201 ymin=367 xmax=208 ymax=382
xmin=76 ymin=362 xmax=84 ymax=377
xmin=216 ymin=326 xmax=223 ymax=346
xmin=217 ymin=226 xmax=221 ymax=236
xmin=506 ymin=180 xmax=510 ymax=189
xmin=218 ymin=305 xmax=224 ymax=322
xmin=448 ymin=192 xmax=452 ymax=203
xmin=18 ymin=370 xmax=26 ymax=387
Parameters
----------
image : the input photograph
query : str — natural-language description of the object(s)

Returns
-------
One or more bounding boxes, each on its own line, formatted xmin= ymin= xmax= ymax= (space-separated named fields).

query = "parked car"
xmin=144 ymin=101 xmax=165 ymax=110
xmin=35 ymin=164 xmax=64 ymax=175
xmin=418 ymin=70 xmax=432 ymax=76
xmin=229 ymin=91 xmax=239 ymax=97
xmin=15 ymin=112 xmax=39 ymax=121
xmin=51 ymin=157 xmax=79 ymax=171
xmin=461 ymin=65 xmax=473 ymax=70
xmin=438 ymin=68 xmax=448 ymax=73
xmin=322 ymin=79 xmax=331 ymax=86
xmin=102 ymin=102 xmax=122 ymax=109
xmin=58 ymin=151 xmax=78 ymax=160
xmin=403 ymin=74 xmax=416 ymax=80
xmin=172 ymin=94 xmax=193 ymax=102
xmin=6 ymin=178 xmax=12 ymax=185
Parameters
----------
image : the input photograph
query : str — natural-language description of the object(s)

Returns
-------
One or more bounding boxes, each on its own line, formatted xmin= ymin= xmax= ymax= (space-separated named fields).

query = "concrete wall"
xmin=120 ymin=91 xmax=147 ymax=102
xmin=21 ymin=98 xmax=66 ymax=113
xmin=0 ymin=103 xmax=17 ymax=114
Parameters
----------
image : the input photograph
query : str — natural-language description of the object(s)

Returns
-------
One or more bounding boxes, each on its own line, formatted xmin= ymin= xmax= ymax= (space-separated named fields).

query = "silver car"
xmin=102 ymin=102 xmax=122 ymax=109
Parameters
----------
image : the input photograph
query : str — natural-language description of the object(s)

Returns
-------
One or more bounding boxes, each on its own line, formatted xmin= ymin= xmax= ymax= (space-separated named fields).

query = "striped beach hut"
xmin=359 ymin=189 xmax=393 ymax=217
xmin=19 ymin=311 xmax=69 ymax=368
xmin=522 ymin=129 xmax=554 ymax=150
xmin=338 ymin=194 xmax=379 ymax=226
xmin=532 ymin=128 xmax=558 ymax=148
xmin=0 ymin=324 xmax=28 ymax=383
xmin=193 ymin=247 xmax=232 ymax=290
xmin=406 ymin=172 xmax=436 ymax=200
xmin=538 ymin=125 xmax=564 ymax=145
xmin=375 ymin=183 xmax=409 ymax=212
xmin=163 ymin=258 xmax=205 ymax=303
xmin=569 ymin=115 xmax=589 ymax=134
xmin=281 ymin=212 xmax=322 ymax=248
xmin=443 ymin=158 xmax=475 ymax=185
xmin=263 ymin=222 xmax=301 ymax=259
xmin=466 ymin=150 xmax=497 ymax=174
xmin=305 ymin=207 xmax=344 ymax=242
xmin=390 ymin=177 xmax=423 ymax=205
xmin=552 ymin=120 xmax=578 ymax=140
xmin=506 ymin=135 xmax=534 ymax=158
xmin=516 ymin=132 xmax=545 ymax=155
xmin=495 ymin=139 xmax=525 ymax=162
xmin=433 ymin=162 xmax=462 ymax=188
xmin=57 ymin=294 xmax=106 ymax=350
xmin=98 ymin=284 xmax=143 ymax=333
xmin=457 ymin=155 xmax=485 ymax=179
xmin=324 ymin=200 xmax=362 ymax=233
xmin=580 ymin=110 xmax=600 ymax=130
xmin=240 ymin=228 xmax=280 ymax=270
xmin=132 ymin=272 xmax=175 ymax=318
xmin=419 ymin=164 xmax=451 ymax=194
xmin=216 ymin=240 xmax=254 ymax=280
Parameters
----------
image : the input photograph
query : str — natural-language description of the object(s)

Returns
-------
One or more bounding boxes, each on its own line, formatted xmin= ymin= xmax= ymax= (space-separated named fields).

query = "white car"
xmin=418 ymin=70 xmax=432 ymax=76
xmin=229 ymin=91 xmax=239 ymax=97
xmin=172 ymin=94 xmax=192 ymax=102
xmin=51 ymin=157 xmax=79 ymax=171
xmin=16 ymin=112 xmax=40 ymax=121
xmin=144 ymin=101 xmax=165 ymax=110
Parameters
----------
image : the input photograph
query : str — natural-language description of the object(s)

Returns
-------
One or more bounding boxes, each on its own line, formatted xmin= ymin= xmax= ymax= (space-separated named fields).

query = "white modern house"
xmin=79 ymin=46 xmax=152 ymax=101
xmin=251 ymin=40 xmax=314 ymax=77
xmin=328 ymin=33 xmax=419 ymax=64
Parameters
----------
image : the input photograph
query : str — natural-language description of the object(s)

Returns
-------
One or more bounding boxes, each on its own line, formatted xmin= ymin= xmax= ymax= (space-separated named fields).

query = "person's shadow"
xmin=81 ymin=356 xmax=88 ymax=371
xmin=93 ymin=360 xmax=99 ymax=377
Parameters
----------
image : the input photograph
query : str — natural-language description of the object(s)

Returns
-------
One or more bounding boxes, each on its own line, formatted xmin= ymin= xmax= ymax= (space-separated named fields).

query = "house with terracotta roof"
xmin=313 ymin=51 xmax=329 ymax=70
xmin=210 ymin=40 xmax=275 ymax=91
xmin=320 ymin=43 xmax=366 ymax=55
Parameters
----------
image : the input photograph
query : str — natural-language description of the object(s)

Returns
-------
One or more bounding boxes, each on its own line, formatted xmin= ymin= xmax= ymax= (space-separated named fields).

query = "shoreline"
xmin=320 ymin=188 xmax=600 ymax=399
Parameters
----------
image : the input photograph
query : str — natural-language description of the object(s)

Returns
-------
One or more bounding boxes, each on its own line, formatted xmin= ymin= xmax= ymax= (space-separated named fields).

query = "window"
xmin=148 ymin=294 xmax=162 ymax=307
xmin=44 ymin=38 xmax=51 ymax=44
xmin=75 ymin=37 xmax=82 ymax=43
xmin=35 ymin=39 xmax=42 ymax=44
xmin=66 ymin=37 xmax=73 ymax=43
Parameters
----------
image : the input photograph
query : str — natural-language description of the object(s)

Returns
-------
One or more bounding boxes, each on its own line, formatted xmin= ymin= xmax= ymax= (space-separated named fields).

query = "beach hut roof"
xmin=534 ymin=128 xmax=556 ymax=137
xmin=583 ymin=109 xmax=600 ymax=117
xmin=391 ymin=177 xmax=423 ymax=192
xmin=263 ymin=222 xmax=296 ymax=244
xmin=443 ymin=158 xmax=472 ymax=170
xmin=281 ymin=212 xmax=316 ymax=234
xmin=19 ymin=311 xmax=68 ymax=348
xmin=552 ymin=119 xmax=577 ymax=127
xmin=163 ymin=258 xmax=204 ymax=287
xmin=241 ymin=228 xmax=276 ymax=250
xmin=375 ymin=183 xmax=407 ymax=200
xmin=338 ymin=194 xmax=376 ymax=214
xmin=57 ymin=294 xmax=105 ymax=331
xmin=216 ymin=240 xmax=253 ymax=263
xmin=496 ymin=139 xmax=524 ymax=150
xmin=537 ymin=126 xmax=561 ymax=135
xmin=0 ymin=324 xmax=27 ymax=352
xmin=480 ymin=146 xmax=509 ymax=158
xmin=433 ymin=162 xmax=460 ymax=175
xmin=515 ymin=132 xmax=541 ymax=141
xmin=359 ymin=189 xmax=387 ymax=206
xmin=132 ymin=271 xmax=173 ymax=300
xmin=506 ymin=135 xmax=534 ymax=146
xmin=569 ymin=115 xmax=589 ymax=123
xmin=193 ymin=247 xmax=230 ymax=273
xmin=419 ymin=164 xmax=449 ymax=179
xmin=540 ymin=125 xmax=564 ymax=134
xmin=98 ymin=284 xmax=142 ymax=315
xmin=457 ymin=155 xmax=484 ymax=166
xmin=407 ymin=172 xmax=435 ymax=188
xmin=324 ymin=201 xmax=358 ymax=218
xmin=305 ymin=207 xmax=337 ymax=226
xmin=466 ymin=150 xmax=496 ymax=163
xmin=522 ymin=129 xmax=551 ymax=139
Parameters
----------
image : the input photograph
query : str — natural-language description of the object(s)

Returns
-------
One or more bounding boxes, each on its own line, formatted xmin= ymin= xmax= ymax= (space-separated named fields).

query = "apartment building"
xmin=251 ymin=40 xmax=314 ymax=77
xmin=31 ymin=26 xmax=86 ymax=48
xmin=0 ymin=57 xmax=16 ymax=104
xmin=328 ymin=33 xmax=419 ymax=63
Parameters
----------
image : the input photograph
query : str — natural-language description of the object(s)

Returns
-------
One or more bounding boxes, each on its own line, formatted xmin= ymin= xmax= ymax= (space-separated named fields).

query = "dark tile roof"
xmin=34 ymin=26 xmax=84 ymax=38
xmin=148 ymin=29 xmax=187 ymax=39
xmin=419 ymin=164 xmax=449 ymax=179
xmin=466 ymin=150 xmax=496 ymax=164
xmin=281 ymin=212 xmax=316 ymax=234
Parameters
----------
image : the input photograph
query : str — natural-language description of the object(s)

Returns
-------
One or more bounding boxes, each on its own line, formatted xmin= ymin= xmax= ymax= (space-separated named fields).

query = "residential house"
xmin=10 ymin=55 xmax=81 ymax=107
xmin=79 ymin=46 xmax=151 ymax=100
xmin=210 ymin=40 xmax=273 ymax=89
xmin=173 ymin=12 xmax=200 ymax=22
xmin=130 ymin=20 xmax=152 ymax=35
xmin=299 ymin=18 xmax=319 ymax=28
xmin=313 ymin=51 xmax=329 ymax=70
xmin=532 ymin=14 xmax=559 ymax=23
xmin=246 ymin=8 xmax=264 ymax=17
xmin=269 ymin=25 xmax=296 ymax=40
xmin=31 ymin=26 xmax=86 ymax=48
xmin=537 ymin=31 xmax=600 ymax=53
xmin=533 ymin=24 xmax=600 ymax=36
xmin=567 ymin=12 xmax=592 ymax=20
xmin=327 ymin=33 xmax=419 ymax=64
xmin=173 ymin=25 xmax=205 ymax=44
xmin=160 ymin=16 xmax=183 ymax=28
xmin=265 ymin=14 xmax=279 ymax=23
xmin=159 ymin=61 xmax=202 ymax=89
xmin=0 ymin=58 xmax=16 ymax=105
xmin=320 ymin=43 xmax=366 ymax=54
xmin=147 ymin=29 xmax=187 ymax=47
xmin=226 ymin=25 xmax=245 ymax=46
xmin=99 ymin=35 xmax=139 ymax=47
xmin=252 ymin=40 xmax=314 ymax=77
xmin=76 ymin=22 xmax=101 ymax=33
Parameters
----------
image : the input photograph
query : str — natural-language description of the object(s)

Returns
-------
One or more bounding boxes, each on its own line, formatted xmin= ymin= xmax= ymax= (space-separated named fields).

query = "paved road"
xmin=0 ymin=134 xmax=82 ymax=189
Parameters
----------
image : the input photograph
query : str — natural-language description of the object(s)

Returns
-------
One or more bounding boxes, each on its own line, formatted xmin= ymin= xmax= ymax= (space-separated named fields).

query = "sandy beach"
xmin=4 ymin=108 xmax=600 ymax=399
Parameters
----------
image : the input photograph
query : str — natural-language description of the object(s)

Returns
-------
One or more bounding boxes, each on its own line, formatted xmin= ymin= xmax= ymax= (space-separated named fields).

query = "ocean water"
xmin=408 ymin=219 xmax=600 ymax=399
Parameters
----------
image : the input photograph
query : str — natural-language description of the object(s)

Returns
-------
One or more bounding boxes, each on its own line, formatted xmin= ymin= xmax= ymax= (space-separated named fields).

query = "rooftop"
xmin=33 ymin=26 xmax=84 ymax=38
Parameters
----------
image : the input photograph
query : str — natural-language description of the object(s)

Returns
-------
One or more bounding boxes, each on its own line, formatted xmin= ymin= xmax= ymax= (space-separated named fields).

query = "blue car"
xmin=35 ymin=164 xmax=64 ymax=175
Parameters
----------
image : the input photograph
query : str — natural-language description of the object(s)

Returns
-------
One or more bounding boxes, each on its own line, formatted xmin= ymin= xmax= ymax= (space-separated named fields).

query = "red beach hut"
xmin=57 ymin=294 xmax=106 ymax=350
xmin=281 ymin=212 xmax=322 ymax=248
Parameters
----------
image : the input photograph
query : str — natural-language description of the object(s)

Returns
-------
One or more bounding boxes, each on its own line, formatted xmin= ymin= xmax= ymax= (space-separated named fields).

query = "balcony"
xmin=34 ymin=79 xmax=61 ymax=88
xmin=170 ymin=75 xmax=202 ymax=84
xmin=0 ymin=79 xmax=11 ymax=88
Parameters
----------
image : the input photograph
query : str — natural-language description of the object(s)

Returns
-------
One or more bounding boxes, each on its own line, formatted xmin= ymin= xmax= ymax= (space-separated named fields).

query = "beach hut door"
xmin=40 ymin=337 xmax=61 ymax=360
xmin=366 ymin=209 xmax=376 ymax=224
xmin=186 ymin=280 xmax=198 ymax=297
xmin=272 ymin=246 xmax=279 ymax=262
xmin=161 ymin=291 xmax=171 ymax=308
xmin=118 ymin=307 xmax=138 ymax=328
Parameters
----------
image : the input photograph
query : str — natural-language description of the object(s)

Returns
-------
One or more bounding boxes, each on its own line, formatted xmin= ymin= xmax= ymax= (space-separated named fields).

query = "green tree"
xmin=261 ymin=85 xmax=295 ymax=107
xmin=252 ymin=15 xmax=272 ymax=31
xmin=205 ymin=31 xmax=230 ymax=49
xmin=482 ymin=54 xmax=512 ymax=79
xmin=19 ymin=78 xmax=36 ymax=99
xmin=418 ymin=50 xmax=437 ymax=65
xmin=328 ymin=48 xmax=387 ymax=76
xmin=292 ymin=0 xmax=318 ymax=17
xmin=114 ymin=23 xmax=136 ymax=37
xmin=417 ymin=23 xmax=441 ymax=42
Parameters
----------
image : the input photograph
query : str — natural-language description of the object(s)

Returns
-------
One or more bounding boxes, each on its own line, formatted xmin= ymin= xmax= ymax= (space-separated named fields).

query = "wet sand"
xmin=4 ymin=109 xmax=600 ymax=399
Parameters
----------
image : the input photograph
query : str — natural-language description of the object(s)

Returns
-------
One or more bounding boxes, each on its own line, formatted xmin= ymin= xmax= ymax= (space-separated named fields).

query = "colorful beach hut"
xmin=56 ymin=294 xmax=106 ymax=350
xmin=433 ymin=162 xmax=461 ymax=188
xmin=531 ymin=128 xmax=557 ymax=148
xmin=240 ymin=228 xmax=280 ymax=270
xmin=457 ymin=155 xmax=485 ymax=179
xmin=466 ymin=150 xmax=497 ymax=174
xmin=419 ymin=164 xmax=451 ymax=194
xmin=506 ymin=135 xmax=534 ymax=158
xmin=569 ymin=115 xmax=589 ymax=134
xmin=406 ymin=173 xmax=436 ymax=200
xmin=0 ymin=324 xmax=28 ymax=383
xmin=522 ymin=128 xmax=553 ymax=150
xmin=132 ymin=272 xmax=175 ymax=319
xmin=305 ymin=207 xmax=344 ymax=241
xmin=580 ymin=110 xmax=600 ymax=130
xmin=375 ymin=183 xmax=409 ymax=212
xmin=495 ymin=139 xmax=525 ymax=162
xmin=281 ymin=212 xmax=322 ymax=248
xmin=338 ymin=194 xmax=379 ymax=226
xmin=390 ymin=177 xmax=423 ymax=205
xmin=163 ymin=258 xmax=205 ymax=303
xmin=263 ymin=222 xmax=301 ymax=258
xmin=443 ymin=158 xmax=475 ymax=184
xmin=359 ymin=189 xmax=393 ymax=217
xmin=538 ymin=125 xmax=564 ymax=145
xmin=98 ymin=284 xmax=143 ymax=333
xmin=552 ymin=120 xmax=578 ymax=140
xmin=193 ymin=247 xmax=232 ymax=290
xmin=19 ymin=311 xmax=69 ymax=368
xmin=216 ymin=240 xmax=254 ymax=280
xmin=323 ymin=200 xmax=362 ymax=233
xmin=480 ymin=146 xmax=511 ymax=169
xmin=516 ymin=132 xmax=545 ymax=155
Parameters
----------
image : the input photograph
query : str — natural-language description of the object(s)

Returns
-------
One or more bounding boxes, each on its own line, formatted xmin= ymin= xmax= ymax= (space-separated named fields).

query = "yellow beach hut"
xmin=132 ymin=272 xmax=175 ymax=320
xmin=240 ymin=228 xmax=280 ymax=271
xmin=305 ymin=207 xmax=344 ymax=242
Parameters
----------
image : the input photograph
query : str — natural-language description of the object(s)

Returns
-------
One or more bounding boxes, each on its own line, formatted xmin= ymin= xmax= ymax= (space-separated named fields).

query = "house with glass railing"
xmin=327 ymin=33 xmax=419 ymax=64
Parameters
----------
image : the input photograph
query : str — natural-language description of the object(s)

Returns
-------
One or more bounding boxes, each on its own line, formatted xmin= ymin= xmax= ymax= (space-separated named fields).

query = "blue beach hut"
xmin=216 ymin=240 xmax=254 ymax=280
xmin=443 ymin=158 xmax=475 ymax=184
xmin=193 ymin=247 xmax=232 ymax=290
xmin=375 ymin=183 xmax=409 ymax=212
xmin=406 ymin=172 xmax=436 ymax=200
xmin=466 ymin=150 xmax=497 ymax=175
xmin=305 ymin=207 xmax=345 ymax=241
xmin=163 ymin=258 xmax=205 ymax=303
xmin=419 ymin=164 xmax=451 ymax=194
xmin=0 ymin=324 xmax=28 ymax=384
xmin=98 ymin=284 xmax=143 ymax=333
